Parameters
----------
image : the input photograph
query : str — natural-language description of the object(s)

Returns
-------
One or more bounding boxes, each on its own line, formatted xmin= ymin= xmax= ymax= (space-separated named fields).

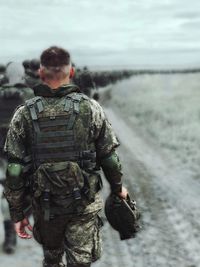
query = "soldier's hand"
xmin=15 ymin=217 xmax=33 ymax=239
xmin=118 ymin=186 xmax=128 ymax=199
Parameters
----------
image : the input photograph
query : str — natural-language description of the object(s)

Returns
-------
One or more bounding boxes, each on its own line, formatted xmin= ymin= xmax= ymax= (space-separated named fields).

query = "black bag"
xmin=105 ymin=193 xmax=141 ymax=240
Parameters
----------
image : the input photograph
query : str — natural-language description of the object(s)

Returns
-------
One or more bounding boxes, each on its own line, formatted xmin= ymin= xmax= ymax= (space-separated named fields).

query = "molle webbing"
xmin=26 ymin=93 xmax=95 ymax=169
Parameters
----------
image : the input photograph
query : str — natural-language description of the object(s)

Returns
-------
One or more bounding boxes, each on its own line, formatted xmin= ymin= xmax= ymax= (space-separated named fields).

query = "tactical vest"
xmin=25 ymin=93 xmax=96 ymax=169
xmin=26 ymin=93 xmax=100 ymax=219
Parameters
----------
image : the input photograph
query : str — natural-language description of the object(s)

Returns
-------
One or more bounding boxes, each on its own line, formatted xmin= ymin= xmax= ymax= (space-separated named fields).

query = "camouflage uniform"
xmin=24 ymin=72 xmax=40 ymax=89
xmin=73 ymin=69 xmax=96 ymax=97
xmin=4 ymin=83 xmax=122 ymax=266
xmin=0 ymin=64 xmax=8 ymax=86
xmin=0 ymin=71 xmax=34 ymax=253
xmin=23 ymin=59 xmax=41 ymax=89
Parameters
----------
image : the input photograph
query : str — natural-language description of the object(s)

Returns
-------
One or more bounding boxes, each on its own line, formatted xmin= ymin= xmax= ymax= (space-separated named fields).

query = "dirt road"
xmin=94 ymin=107 xmax=200 ymax=267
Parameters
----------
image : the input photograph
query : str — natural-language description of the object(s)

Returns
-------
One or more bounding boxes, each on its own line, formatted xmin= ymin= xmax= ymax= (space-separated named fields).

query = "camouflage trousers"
xmin=32 ymin=204 xmax=103 ymax=266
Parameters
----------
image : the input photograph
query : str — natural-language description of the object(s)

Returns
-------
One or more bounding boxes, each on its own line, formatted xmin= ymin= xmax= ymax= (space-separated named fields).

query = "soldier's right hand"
xmin=15 ymin=217 xmax=33 ymax=239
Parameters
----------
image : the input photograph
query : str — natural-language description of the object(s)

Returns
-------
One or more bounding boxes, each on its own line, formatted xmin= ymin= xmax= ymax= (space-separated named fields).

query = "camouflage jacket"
xmin=4 ymin=83 xmax=120 ymax=221
xmin=0 ymin=83 xmax=34 ymax=128
xmin=0 ymin=83 xmax=34 ymax=154
xmin=73 ymin=70 xmax=96 ymax=97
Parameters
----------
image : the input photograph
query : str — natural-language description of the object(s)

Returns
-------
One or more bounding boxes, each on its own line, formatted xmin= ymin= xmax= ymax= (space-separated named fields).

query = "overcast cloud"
xmin=0 ymin=0 xmax=200 ymax=68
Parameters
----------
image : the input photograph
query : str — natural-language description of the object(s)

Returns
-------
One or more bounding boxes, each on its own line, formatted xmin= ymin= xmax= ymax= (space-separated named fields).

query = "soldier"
xmin=0 ymin=64 xmax=8 ymax=86
xmin=22 ymin=59 xmax=31 ymax=72
xmin=4 ymin=46 xmax=128 ymax=267
xmin=0 ymin=62 xmax=34 ymax=254
xmin=23 ymin=58 xmax=41 ymax=88
xmin=72 ymin=65 xmax=96 ymax=97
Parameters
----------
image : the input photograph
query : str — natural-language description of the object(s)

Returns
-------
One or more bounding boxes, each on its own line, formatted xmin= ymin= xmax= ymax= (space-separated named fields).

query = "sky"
xmin=1 ymin=0 xmax=200 ymax=69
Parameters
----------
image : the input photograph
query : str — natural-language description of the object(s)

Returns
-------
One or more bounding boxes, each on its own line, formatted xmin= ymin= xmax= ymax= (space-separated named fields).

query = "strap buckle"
xmin=43 ymin=189 xmax=50 ymax=221
xmin=73 ymin=187 xmax=81 ymax=200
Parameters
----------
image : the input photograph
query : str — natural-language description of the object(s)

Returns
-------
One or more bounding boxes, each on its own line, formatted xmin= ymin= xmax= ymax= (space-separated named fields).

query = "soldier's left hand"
xmin=15 ymin=217 xmax=33 ymax=239
xmin=118 ymin=186 xmax=128 ymax=199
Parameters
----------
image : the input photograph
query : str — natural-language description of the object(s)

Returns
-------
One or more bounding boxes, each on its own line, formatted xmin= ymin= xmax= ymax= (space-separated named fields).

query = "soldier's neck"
xmin=44 ymin=77 xmax=70 ymax=90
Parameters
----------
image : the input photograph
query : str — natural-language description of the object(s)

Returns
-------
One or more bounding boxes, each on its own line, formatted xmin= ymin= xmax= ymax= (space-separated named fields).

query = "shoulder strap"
xmin=64 ymin=93 xmax=88 ymax=130
xmin=26 ymin=96 xmax=44 ymax=133
xmin=26 ymin=96 xmax=44 ymax=121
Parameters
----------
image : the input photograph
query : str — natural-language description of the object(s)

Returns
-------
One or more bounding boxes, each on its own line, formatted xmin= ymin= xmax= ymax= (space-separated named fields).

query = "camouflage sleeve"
xmin=90 ymin=100 xmax=122 ymax=193
xmin=4 ymin=105 xmax=28 ymax=162
xmin=4 ymin=187 xmax=27 ymax=222
xmin=4 ymin=105 xmax=29 ymax=222
xmin=90 ymin=99 xmax=119 ymax=159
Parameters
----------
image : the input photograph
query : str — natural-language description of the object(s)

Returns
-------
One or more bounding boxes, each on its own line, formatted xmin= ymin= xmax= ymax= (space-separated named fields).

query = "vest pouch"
xmin=82 ymin=170 xmax=103 ymax=203
xmin=33 ymin=161 xmax=85 ymax=200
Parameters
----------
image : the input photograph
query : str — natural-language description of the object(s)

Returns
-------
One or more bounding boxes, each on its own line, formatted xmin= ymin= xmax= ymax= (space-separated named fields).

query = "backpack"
xmin=26 ymin=93 xmax=102 ymax=219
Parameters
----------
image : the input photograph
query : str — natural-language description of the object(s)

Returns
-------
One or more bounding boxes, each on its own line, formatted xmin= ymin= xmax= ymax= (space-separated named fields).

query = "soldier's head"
xmin=39 ymin=46 xmax=74 ymax=86
xmin=0 ymin=64 xmax=6 ymax=73
xmin=30 ymin=58 xmax=40 ymax=71
xmin=0 ymin=64 xmax=7 ymax=85
xmin=22 ymin=59 xmax=30 ymax=70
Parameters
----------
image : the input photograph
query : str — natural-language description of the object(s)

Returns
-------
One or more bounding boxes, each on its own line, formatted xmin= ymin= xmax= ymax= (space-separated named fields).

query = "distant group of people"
xmin=1 ymin=60 xmax=134 ymax=98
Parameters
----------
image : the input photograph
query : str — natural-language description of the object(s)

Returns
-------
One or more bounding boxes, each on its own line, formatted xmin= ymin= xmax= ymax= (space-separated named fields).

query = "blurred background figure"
xmin=23 ymin=58 xmax=41 ymax=88
xmin=0 ymin=64 xmax=8 ymax=86
xmin=0 ymin=62 xmax=34 ymax=254
xmin=72 ymin=64 xmax=97 ymax=98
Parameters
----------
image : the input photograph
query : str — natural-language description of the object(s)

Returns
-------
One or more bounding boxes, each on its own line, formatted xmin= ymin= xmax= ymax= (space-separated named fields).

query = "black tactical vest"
xmin=25 ymin=93 xmax=96 ymax=170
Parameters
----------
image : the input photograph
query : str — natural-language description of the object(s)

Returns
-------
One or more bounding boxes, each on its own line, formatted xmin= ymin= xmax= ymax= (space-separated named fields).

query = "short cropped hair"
xmin=40 ymin=46 xmax=71 ymax=80
xmin=40 ymin=46 xmax=71 ymax=67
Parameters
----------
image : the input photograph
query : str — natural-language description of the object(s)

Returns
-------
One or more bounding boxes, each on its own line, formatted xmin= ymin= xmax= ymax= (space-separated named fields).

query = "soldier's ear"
xmin=69 ymin=67 xmax=75 ymax=79
xmin=38 ymin=68 xmax=45 ymax=81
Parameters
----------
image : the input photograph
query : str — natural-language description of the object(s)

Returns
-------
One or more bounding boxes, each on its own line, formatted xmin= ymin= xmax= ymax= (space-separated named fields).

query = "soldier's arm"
xmin=4 ymin=106 xmax=29 ymax=222
xmin=91 ymin=100 xmax=123 ymax=194
xmin=100 ymin=149 xmax=122 ymax=193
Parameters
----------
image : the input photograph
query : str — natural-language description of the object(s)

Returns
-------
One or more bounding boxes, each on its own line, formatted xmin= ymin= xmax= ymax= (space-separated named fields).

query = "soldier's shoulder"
xmin=72 ymin=93 xmax=102 ymax=115
xmin=0 ymin=84 xmax=12 ymax=91
xmin=0 ymin=84 xmax=21 ymax=98
xmin=87 ymin=98 xmax=105 ymax=124
xmin=76 ymin=93 xmax=100 ymax=108
xmin=25 ymin=95 xmax=43 ymax=106
xmin=68 ymin=92 xmax=90 ymax=104
xmin=1 ymin=84 xmax=32 ymax=95
xmin=89 ymin=98 xmax=104 ymax=112
xmin=20 ymin=85 xmax=34 ymax=92
xmin=11 ymin=104 xmax=28 ymax=123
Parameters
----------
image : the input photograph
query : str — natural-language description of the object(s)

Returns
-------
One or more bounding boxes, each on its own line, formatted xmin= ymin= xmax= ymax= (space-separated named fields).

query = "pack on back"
xmin=26 ymin=93 xmax=101 ymax=219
